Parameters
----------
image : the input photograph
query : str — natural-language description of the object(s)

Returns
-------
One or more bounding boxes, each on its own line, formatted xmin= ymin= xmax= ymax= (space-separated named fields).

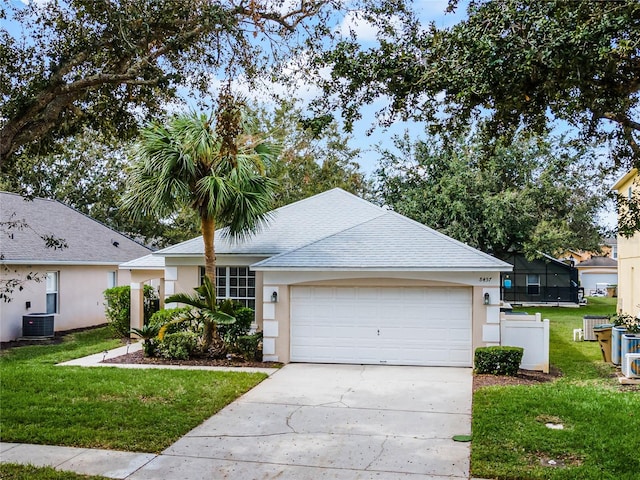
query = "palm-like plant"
xmin=162 ymin=277 xmax=236 ymax=353
xmin=123 ymin=98 xmax=276 ymax=351
xmin=123 ymin=100 xmax=277 ymax=285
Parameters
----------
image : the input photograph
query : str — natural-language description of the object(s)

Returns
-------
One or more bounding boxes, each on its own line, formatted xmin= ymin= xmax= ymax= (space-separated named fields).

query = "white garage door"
xmin=290 ymin=286 xmax=472 ymax=367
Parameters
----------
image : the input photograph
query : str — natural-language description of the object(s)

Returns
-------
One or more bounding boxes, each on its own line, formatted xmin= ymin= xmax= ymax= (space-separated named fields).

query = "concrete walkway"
xmin=2 ymin=349 xmax=474 ymax=479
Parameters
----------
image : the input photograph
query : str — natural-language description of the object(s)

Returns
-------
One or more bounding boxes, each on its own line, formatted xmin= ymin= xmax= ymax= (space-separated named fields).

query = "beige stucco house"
xmin=0 ymin=192 xmax=151 ymax=342
xmin=122 ymin=189 xmax=512 ymax=367
xmin=612 ymin=168 xmax=640 ymax=316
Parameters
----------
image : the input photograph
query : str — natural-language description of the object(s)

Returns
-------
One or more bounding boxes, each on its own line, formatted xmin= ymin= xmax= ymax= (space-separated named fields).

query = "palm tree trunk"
xmin=201 ymin=215 xmax=218 ymax=351
xmin=201 ymin=216 xmax=216 ymax=284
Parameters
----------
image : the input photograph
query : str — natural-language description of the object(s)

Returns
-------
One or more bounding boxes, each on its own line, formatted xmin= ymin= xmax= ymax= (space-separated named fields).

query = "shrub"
xmin=104 ymin=286 xmax=131 ymax=338
xmin=104 ymin=285 xmax=158 ymax=338
xmin=236 ymin=332 xmax=263 ymax=361
xmin=218 ymin=301 xmax=254 ymax=346
xmin=130 ymin=323 xmax=161 ymax=357
xmin=474 ymin=346 xmax=524 ymax=376
xmin=149 ymin=307 xmax=194 ymax=334
xmin=156 ymin=331 xmax=199 ymax=360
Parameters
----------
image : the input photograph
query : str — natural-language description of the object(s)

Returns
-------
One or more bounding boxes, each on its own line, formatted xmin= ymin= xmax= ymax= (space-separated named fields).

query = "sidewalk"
xmin=1 ymin=442 xmax=156 ymax=479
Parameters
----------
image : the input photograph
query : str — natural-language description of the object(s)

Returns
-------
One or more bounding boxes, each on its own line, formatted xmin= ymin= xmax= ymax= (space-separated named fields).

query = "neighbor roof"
xmin=253 ymin=211 xmax=511 ymax=271
xmin=155 ymin=189 xmax=387 ymax=257
xmin=576 ymin=256 xmax=618 ymax=268
xmin=1 ymin=192 xmax=151 ymax=264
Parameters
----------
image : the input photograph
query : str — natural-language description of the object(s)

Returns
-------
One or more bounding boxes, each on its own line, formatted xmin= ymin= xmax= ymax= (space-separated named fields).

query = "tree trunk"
xmin=200 ymin=215 xmax=221 ymax=353
xmin=201 ymin=215 xmax=216 ymax=284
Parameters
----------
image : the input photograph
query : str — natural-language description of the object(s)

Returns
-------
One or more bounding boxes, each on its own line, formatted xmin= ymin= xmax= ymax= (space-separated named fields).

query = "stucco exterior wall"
xmin=617 ymin=237 xmax=640 ymax=315
xmin=259 ymin=270 xmax=503 ymax=364
xmin=614 ymin=170 xmax=640 ymax=316
xmin=1 ymin=264 xmax=127 ymax=342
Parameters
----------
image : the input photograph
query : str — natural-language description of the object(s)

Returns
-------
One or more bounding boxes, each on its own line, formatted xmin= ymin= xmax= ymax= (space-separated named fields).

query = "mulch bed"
xmin=473 ymin=366 xmax=561 ymax=392
xmin=102 ymin=349 xmax=281 ymax=369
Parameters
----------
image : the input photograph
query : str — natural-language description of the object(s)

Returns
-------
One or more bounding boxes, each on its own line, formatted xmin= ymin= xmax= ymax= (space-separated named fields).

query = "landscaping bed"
xmin=102 ymin=348 xmax=281 ymax=368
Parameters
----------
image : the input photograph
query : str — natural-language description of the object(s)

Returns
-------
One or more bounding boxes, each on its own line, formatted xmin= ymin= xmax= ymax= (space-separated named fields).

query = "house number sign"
xmin=479 ymin=277 xmax=493 ymax=282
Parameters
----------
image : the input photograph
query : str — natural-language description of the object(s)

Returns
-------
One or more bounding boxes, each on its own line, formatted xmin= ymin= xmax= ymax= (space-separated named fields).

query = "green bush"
xmin=236 ymin=332 xmax=262 ymax=361
xmin=104 ymin=285 xmax=158 ymax=338
xmin=474 ymin=346 xmax=524 ymax=376
xmin=149 ymin=307 xmax=194 ymax=334
xmin=218 ymin=301 xmax=254 ymax=346
xmin=103 ymin=286 xmax=131 ymax=338
xmin=156 ymin=331 xmax=199 ymax=360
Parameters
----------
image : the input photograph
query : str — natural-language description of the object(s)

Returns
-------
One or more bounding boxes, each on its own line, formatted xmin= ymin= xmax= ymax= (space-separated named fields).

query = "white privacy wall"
xmin=500 ymin=313 xmax=550 ymax=373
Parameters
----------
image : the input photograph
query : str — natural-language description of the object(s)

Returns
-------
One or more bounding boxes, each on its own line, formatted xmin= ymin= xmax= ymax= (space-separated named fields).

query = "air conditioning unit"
xmin=622 ymin=353 xmax=640 ymax=379
xmin=582 ymin=315 xmax=608 ymax=341
xmin=22 ymin=313 xmax=55 ymax=337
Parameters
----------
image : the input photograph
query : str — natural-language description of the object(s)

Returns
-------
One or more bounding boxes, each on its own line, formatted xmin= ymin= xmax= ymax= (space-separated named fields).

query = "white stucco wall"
xmin=1 ymin=264 xmax=130 ymax=342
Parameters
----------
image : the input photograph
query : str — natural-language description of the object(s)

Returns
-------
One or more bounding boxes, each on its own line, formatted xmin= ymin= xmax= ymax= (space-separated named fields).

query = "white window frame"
xmin=526 ymin=273 xmax=540 ymax=296
xmin=200 ymin=266 xmax=256 ymax=309
xmin=107 ymin=271 xmax=117 ymax=289
xmin=46 ymin=271 xmax=59 ymax=314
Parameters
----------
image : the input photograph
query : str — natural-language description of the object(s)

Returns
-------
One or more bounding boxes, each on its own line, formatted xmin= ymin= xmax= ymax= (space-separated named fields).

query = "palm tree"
xmin=123 ymin=105 xmax=277 ymax=284
xmin=123 ymin=102 xmax=277 ymax=351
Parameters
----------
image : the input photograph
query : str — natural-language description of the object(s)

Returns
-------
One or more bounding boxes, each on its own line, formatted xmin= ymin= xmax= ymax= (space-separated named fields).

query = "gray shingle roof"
xmin=1 ymin=192 xmax=151 ymax=264
xmin=156 ymin=189 xmax=387 ymax=256
xmin=253 ymin=211 xmax=511 ymax=271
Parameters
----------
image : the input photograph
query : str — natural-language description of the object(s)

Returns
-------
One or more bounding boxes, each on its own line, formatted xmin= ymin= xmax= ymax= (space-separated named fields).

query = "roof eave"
xmin=251 ymin=265 xmax=513 ymax=272
xmin=611 ymin=168 xmax=638 ymax=191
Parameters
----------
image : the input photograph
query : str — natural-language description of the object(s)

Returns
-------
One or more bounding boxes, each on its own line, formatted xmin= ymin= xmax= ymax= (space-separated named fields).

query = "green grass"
xmin=0 ymin=464 xmax=108 ymax=480
xmin=471 ymin=297 xmax=640 ymax=480
xmin=0 ymin=327 xmax=267 ymax=453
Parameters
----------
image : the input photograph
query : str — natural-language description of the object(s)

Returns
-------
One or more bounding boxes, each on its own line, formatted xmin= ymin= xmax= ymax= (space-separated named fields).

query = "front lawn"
xmin=0 ymin=327 xmax=267 ymax=453
xmin=0 ymin=464 xmax=108 ymax=480
xmin=471 ymin=297 xmax=640 ymax=480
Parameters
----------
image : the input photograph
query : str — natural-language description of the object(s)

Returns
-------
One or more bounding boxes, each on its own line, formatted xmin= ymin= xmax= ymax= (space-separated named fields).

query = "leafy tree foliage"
xmin=321 ymin=0 xmax=640 ymax=169
xmin=0 ymin=129 xmax=199 ymax=247
xmin=375 ymin=132 xmax=605 ymax=258
xmin=254 ymin=101 xmax=370 ymax=207
xmin=0 ymin=0 xmax=414 ymax=170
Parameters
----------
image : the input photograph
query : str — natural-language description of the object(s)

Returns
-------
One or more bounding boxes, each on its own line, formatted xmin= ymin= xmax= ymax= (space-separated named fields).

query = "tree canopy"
xmin=375 ymin=131 xmax=605 ymax=258
xmin=254 ymin=101 xmax=370 ymax=207
xmin=0 ymin=0 xmax=414 ymax=170
xmin=321 ymin=0 xmax=640 ymax=170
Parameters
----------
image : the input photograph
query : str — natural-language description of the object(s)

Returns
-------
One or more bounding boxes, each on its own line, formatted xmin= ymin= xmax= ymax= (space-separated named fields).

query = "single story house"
xmin=122 ymin=189 xmax=512 ymax=367
xmin=1 ymin=192 xmax=152 ymax=342
xmin=499 ymin=253 xmax=579 ymax=305
xmin=575 ymin=256 xmax=618 ymax=295
xmin=612 ymin=168 xmax=640 ymax=316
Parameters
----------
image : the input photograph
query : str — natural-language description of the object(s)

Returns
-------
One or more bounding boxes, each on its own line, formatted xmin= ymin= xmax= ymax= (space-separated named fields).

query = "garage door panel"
xmin=290 ymin=286 xmax=472 ymax=367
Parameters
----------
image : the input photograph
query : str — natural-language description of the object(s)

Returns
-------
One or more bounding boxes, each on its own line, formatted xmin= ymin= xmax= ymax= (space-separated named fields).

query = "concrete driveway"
xmin=130 ymin=364 xmax=472 ymax=480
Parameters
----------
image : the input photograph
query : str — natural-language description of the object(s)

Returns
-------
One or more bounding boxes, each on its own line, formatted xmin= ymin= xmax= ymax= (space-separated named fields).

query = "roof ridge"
xmin=252 ymin=209 xmax=388 ymax=268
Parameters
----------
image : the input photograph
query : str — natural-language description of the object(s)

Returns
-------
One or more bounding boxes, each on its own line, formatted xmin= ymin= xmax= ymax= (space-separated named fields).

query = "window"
xmin=107 ymin=271 xmax=117 ymax=289
xmin=46 ymin=271 xmax=59 ymax=314
xmin=611 ymin=245 xmax=618 ymax=260
xmin=526 ymin=274 xmax=540 ymax=296
xmin=200 ymin=266 xmax=256 ymax=309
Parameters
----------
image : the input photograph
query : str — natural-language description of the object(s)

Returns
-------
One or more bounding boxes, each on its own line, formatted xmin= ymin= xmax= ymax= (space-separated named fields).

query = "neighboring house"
xmin=557 ymin=237 xmax=618 ymax=265
xmin=0 ymin=192 xmax=152 ymax=342
xmin=121 ymin=189 xmax=512 ymax=367
xmin=499 ymin=253 xmax=579 ymax=305
xmin=612 ymin=168 xmax=640 ymax=316
xmin=575 ymin=256 xmax=618 ymax=295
